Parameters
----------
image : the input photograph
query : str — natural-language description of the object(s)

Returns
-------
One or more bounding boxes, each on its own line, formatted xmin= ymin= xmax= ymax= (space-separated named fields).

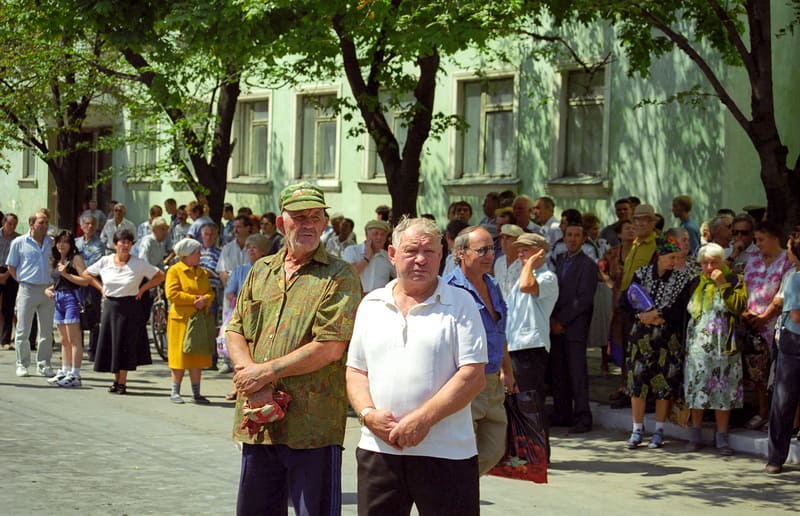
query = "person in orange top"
xmin=165 ymin=238 xmax=215 ymax=404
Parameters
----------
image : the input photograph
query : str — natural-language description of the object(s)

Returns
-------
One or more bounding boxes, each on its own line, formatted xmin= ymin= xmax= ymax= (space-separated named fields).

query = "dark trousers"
xmin=0 ymin=276 xmax=16 ymax=344
xmin=768 ymin=328 xmax=800 ymax=466
xmin=549 ymin=333 xmax=592 ymax=426
xmin=510 ymin=347 xmax=550 ymax=460
xmin=237 ymin=443 xmax=342 ymax=516
xmin=355 ymin=449 xmax=479 ymax=516
xmin=83 ymin=287 xmax=102 ymax=359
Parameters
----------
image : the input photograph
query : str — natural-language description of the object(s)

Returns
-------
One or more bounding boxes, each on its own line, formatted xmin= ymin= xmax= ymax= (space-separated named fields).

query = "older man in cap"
xmin=226 ymin=182 xmax=362 ymax=515
xmin=493 ymin=223 xmax=525 ymax=300
xmin=506 ymin=232 xmax=559 ymax=458
xmin=343 ymin=219 xmax=395 ymax=294
xmin=610 ymin=203 xmax=659 ymax=408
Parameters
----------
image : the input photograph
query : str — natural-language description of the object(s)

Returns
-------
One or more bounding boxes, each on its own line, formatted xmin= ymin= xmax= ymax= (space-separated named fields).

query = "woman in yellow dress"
xmin=166 ymin=238 xmax=215 ymax=404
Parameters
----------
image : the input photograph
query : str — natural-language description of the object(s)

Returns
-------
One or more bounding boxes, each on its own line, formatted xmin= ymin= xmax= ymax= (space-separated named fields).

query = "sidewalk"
xmin=584 ymin=348 xmax=800 ymax=463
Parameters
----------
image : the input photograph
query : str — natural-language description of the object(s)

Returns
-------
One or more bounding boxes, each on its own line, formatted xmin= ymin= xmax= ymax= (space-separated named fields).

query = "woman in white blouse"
xmin=82 ymin=228 xmax=164 ymax=394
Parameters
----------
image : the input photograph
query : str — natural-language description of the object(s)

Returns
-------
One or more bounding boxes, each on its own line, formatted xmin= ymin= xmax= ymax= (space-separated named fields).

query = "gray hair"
xmin=80 ymin=213 xmax=97 ymax=225
xmin=391 ymin=216 xmax=442 ymax=248
xmin=696 ymin=242 xmax=725 ymax=262
xmin=245 ymin=233 xmax=271 ymax=255
xmin=709 ymin=215 xmax=732 ymax=234
xmin=452 ymin=226 xmax=483 ymax=265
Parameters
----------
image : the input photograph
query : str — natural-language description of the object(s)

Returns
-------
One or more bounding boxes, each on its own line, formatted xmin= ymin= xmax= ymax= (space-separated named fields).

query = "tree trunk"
xmin=49 ymin=158 xmax=79 ymax=232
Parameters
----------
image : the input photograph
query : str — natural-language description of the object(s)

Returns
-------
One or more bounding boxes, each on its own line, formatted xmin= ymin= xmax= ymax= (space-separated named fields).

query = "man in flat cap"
xmin=343 ymin=219 xmax=395 ymax=294
xmin=226 ymin=182 xmax=362 ymax=515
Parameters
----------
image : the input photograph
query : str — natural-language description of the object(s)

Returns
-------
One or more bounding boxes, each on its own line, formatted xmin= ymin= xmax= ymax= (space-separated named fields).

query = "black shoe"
xmin=108 ymin=382 xmax=119 ymax=393
xmin=570 ymin=422 xmax=592 ymax=434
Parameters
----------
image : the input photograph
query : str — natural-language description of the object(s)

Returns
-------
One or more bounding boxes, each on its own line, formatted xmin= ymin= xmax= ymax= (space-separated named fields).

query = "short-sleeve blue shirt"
xmin=782 ymin=271 xmax=800 ymax=335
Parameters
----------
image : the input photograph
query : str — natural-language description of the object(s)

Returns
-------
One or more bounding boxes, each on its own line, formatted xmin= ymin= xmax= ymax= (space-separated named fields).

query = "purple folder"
xmin=627 ymin=282 xmax=655 ymax=313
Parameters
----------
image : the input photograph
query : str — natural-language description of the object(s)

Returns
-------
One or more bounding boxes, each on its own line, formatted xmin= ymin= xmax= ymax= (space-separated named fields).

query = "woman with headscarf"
xmin=165 ymin=238 xmax=215 ymax=404
xmin=683 ymin=243 xmax=747 ymax=455
xmin=82 ymin=228 xmax=165 ymax=394
xmin=622 ymin=235 xmax=694 ymax=449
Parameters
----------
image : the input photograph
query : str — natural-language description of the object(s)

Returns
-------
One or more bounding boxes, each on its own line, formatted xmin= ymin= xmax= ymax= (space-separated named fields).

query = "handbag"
xmin=183 ymin=309 xmax=216 ymax=355
xmin=78 ymin=288 xmax=98 ymax=331
xmin=488 ymin=391 xmax=548 ymax=483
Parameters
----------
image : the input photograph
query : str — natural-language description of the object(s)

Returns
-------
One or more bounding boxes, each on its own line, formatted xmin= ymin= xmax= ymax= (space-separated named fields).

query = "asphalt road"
xmin=1 ymin=347 xmax=798 ymax=515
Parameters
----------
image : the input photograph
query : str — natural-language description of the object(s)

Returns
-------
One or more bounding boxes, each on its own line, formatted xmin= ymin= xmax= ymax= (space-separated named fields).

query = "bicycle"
xmin=150 ymin=283 xmax=168 ymax=361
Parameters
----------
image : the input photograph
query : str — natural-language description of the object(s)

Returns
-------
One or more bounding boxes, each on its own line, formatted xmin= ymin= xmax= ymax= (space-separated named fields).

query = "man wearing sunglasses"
xmin=726 ymin=213 xmax=759 ymax=274
xmin=445 ymin=226 xmax=517 ymax=475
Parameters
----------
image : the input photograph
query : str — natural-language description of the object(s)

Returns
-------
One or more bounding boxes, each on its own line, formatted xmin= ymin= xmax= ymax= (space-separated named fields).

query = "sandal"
xmin=225 ymin=391 xmax=237 ymax=401
xmin=108 ymin=382 xmax=119 ymax=393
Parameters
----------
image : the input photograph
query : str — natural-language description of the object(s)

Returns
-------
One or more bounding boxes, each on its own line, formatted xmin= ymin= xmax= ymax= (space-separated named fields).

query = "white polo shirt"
xmin=347 ymin=278 xmax=487 ymax=459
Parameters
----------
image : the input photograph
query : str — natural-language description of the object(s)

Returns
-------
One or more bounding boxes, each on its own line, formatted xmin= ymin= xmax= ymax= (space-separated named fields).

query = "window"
xmin=298 ymin=94 xmax=338 ymax=179
xmin=22 ymin=147 xmax=37 ymax=179
xmin=236 ymin=99 xmax=270 ymax=178
xmin=559 ymin=68 xmax=606 ymax=178
xmin=130 ymin=120 xmax=158 ymax=173
xmin=458 ymin=77 xmax=514 ymax=178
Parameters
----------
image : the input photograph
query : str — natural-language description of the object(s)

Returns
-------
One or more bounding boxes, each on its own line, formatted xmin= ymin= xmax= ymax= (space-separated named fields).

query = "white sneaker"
xmin=15 ymin=365 xmax=29 ymax=377
xmin=47 ymin=371 xmax=68 ymax=384
xmin=37 ymin=365 xmax=55 ymax=378
xmin=57 ymin=375 xmax=81 ymax=388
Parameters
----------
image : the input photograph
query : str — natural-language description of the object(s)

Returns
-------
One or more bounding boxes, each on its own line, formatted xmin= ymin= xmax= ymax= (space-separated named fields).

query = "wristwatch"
xmin=358 ymin=407 xmax=375 ymax=426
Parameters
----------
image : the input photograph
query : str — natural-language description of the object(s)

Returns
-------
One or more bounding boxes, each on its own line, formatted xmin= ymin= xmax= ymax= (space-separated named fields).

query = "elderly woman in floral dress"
xmin=683 ymin=243 xmax=747 ymax=455
xmin=741 ymin=220 xmax=793 ymax=431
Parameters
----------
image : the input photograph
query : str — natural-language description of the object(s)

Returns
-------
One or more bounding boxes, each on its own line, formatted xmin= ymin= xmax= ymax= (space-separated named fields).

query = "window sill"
xmin=442 ymin=177 xmax=520 ymax=197
xmin=357 ymin=178 xmax=388 ymax=195
xmin=300 ymin=178 xmax=341 ymax=193
xmin=546 ymin=176 xmax=609 ymax=199
xmin=227 ymin=177 xmax=273 ymax=194
xmin=124 ymin=179 xmax=162 ymax=191
xmin=18 ymin=178 xmax=38 ymax=188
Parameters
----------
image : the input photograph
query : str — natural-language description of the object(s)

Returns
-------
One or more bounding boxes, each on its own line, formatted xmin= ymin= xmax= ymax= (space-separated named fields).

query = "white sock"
xmin=655 ymin=421 xmax=665 ymax=432
xmin=71 ymin=367 xmax=80 ymax=377
xmin=633 ymin=423 xmax=643 ymax=432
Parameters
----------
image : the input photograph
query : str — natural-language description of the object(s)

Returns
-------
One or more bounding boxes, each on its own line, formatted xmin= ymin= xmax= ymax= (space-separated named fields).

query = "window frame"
xmin=548 ymin=64 xmax=611 ymax=198
xmin=294 ymin=89 xmax=341 ymax=188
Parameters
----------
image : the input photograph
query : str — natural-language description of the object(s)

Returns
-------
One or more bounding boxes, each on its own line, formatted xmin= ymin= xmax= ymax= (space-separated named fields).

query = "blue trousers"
xmin=237 ymin=443 xmax=342 ymax=516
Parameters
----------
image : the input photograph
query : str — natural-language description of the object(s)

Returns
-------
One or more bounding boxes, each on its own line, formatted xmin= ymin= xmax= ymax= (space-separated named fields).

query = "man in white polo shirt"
xmin=346 ymin=216 xmax=487 ymax=515
xmin=342 ymin=219 xmax=395 ymax=293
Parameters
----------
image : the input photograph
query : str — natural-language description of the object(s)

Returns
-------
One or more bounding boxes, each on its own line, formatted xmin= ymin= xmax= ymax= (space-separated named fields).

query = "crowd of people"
xmin=2 ymin=183 xmax=800 ymax=515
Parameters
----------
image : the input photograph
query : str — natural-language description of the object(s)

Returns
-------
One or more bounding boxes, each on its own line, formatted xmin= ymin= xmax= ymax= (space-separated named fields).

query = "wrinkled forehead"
xmin=398 ymin=229 xmax=441 ymax=249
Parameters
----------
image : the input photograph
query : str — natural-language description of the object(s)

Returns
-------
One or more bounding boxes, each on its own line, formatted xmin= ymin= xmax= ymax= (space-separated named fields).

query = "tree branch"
xmin=637 ymin=6 xmax=751 ymax=135
xmin=707 ymin=0 xmax=756 ymax=76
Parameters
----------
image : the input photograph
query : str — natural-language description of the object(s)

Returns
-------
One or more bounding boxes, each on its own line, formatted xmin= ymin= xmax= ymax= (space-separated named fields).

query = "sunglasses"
xmin=468 ymin=246 xmax=495 ymax=257
xmin=731 ymin=230 xmax=750 ymax=236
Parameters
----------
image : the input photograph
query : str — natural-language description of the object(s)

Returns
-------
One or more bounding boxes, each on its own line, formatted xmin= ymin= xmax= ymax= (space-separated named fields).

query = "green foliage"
xmin=0 ymin=0 xmax=121 ymax=172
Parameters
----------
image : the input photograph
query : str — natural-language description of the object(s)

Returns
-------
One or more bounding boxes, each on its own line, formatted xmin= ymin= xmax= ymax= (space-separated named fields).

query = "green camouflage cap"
xmin=279 ymin=182 xmax=330 ymax=211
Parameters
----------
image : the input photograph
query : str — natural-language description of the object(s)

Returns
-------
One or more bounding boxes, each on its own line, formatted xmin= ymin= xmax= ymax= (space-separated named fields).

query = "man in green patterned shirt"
xmin=226 ymin=182 xmax=362 ymax=515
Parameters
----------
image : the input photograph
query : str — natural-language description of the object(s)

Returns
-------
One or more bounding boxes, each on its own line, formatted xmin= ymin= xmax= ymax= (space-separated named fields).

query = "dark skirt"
xmin=625 ymin=322 xmax=684 ymax=400
xmin=94 ymin=296 xmax=152 ymax=373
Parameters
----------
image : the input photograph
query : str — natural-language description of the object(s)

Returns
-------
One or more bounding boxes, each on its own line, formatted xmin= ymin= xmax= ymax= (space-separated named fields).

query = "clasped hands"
xmin=363 ymin=408 xmax=431 ymax=451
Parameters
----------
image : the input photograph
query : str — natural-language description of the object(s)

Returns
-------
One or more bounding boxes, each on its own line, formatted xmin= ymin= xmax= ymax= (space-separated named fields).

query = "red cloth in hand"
xmin=239 ymin=391 xmax=292 ymax=437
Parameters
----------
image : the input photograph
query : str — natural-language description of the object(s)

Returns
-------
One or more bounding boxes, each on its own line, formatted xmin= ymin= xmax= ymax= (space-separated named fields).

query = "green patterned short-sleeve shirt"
xmin=227 ymin=243 xmax=362 ymax=448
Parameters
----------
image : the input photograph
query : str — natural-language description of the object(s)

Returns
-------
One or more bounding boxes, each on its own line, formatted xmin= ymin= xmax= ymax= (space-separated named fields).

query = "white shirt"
xmin=541 ymin=216 xmax=562 ymax=247
xmin=342 ymin=243 xmax=396 ymax=293
xmin=347 ymin=278 xmax=487 ymax=459
xmin=86 ymin=255 xmax=159 ymax=298
xmin=216 ymin=240 xmax=248 ymax=274
xmin=100 ymin=218 xmax=137 ymax=252
xmin=506 ymin=266 xmax=559 ymax=352
xmin=494 ymin=257 xmax=522 ymax=301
